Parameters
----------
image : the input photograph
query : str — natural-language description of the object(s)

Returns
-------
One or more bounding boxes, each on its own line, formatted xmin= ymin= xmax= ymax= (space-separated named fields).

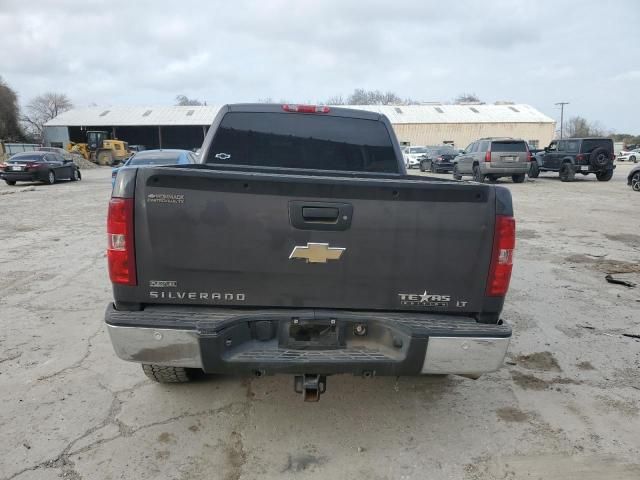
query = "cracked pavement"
xmin=1 ymin=166 xmax=639 ymax=479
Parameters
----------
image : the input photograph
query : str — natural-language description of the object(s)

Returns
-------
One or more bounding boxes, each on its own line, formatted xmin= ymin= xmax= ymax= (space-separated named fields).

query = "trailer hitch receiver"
xmin=294 ymin=374 xmax=327 ymax=402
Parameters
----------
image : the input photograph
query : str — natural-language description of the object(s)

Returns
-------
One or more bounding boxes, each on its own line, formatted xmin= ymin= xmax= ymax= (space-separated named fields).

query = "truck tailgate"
xmin=128 ymin=167 xmax=496 ymax=313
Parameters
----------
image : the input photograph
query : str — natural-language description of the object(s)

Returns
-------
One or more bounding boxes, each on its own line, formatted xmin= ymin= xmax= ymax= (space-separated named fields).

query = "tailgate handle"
xmin=289 ymin=201 xmax=353 ymax=231
xmin=302 ymin=207 xmax=339 ymax=223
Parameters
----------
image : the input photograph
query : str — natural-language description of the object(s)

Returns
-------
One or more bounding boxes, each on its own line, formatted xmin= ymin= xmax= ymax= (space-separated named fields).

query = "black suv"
xmin=530 ymin=137 xmax=615 ymax=182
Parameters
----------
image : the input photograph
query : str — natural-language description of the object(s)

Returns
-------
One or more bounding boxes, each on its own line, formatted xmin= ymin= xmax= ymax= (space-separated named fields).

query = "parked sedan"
xmin=1 ymin=151 xmax=81 ymax=185
xmin=628 ymin=164 xmax=640 ymax=191
xmin=111 ymin=149 xmax=196 ymax=186
xmin=402 ymin=146 xmax=429 ymax=169
xmin=419 ymin=146 xmax=459 ymax=173
xmin=617 ymin=149 xmax=639 ymax=163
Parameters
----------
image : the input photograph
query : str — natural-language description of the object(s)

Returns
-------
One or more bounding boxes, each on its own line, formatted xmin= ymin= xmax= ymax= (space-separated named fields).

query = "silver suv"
xmin=453 ymin=138 xmax=531 ymax=183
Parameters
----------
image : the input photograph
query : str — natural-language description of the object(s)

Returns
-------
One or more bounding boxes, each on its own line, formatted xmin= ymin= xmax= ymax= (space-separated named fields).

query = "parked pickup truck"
xmin=106 ymin=104 xmax=515 ymax=401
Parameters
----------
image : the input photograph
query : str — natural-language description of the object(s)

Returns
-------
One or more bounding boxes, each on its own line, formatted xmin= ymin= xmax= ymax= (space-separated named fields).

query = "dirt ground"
xmin=1 ymin=164 xmax=639 ymax=480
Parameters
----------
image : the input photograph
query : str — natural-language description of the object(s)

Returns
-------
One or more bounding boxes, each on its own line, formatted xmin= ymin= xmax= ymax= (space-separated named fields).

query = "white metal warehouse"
xmin=348 ymin=104 xmax=555 ymax=149
xmin=44 ymin=103 xmax=555 ymax=151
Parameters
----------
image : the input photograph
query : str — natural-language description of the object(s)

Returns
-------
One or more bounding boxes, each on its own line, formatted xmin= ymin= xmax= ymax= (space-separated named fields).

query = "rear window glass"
xmin=581 ymin=139 xmax=613 ymax=153
xmin=129 ymin=152 xmax=182 ymax=165
xmin=491 ymin=141 xmax=527 ymax=152
xmin=431 ymin=147 xmax=456 ymax=155
xmin=206 ymin=112 xmax=398 ymax=173
xmin=9 ymin=154 xmax=44 ymax=162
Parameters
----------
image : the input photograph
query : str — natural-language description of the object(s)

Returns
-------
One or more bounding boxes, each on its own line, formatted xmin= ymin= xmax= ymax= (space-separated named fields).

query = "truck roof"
xmin=555 ymin=137 xmax=612 ymax=141
xmin=226 ymin=103 xmax=384 ymax=121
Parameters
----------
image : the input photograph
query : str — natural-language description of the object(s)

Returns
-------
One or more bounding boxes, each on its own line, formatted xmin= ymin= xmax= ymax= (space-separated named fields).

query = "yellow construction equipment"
xmin=66 ymin=131 xmax=129 ymax=165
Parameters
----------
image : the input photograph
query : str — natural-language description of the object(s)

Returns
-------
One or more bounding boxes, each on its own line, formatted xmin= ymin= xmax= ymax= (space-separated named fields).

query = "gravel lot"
xmin=1 ymin=164 xmax=639 ymax=480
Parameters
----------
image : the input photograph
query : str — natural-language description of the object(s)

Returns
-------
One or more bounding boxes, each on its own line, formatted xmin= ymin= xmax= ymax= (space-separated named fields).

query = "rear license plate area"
xmin=281 ymin=319 xmax=345 ymax=350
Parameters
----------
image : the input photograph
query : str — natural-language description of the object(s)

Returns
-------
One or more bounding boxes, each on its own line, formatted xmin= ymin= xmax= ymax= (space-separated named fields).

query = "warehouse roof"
xmin=46 ymin=103 xmax=554 ymax=127
xmin=344 ymin=104 xmax=555 ymax=124
xmin=45 ymin=105 xmax=220 ymax=127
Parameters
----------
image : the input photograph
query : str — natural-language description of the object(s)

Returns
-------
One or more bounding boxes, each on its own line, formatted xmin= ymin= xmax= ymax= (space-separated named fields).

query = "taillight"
xmin=26 ymin=162 xmax=40 ymax=169
xmin=485 ymin=148 xmax=491 ymax=162
xmin=486 ymin=215 xmax=515 ymax=297
xmin=526 ymin=147 xmax=532 ymax=162
xmin=282 ymin=104 xmax=330 ymax=114
xmin=107 ymin=197 xmax=137 ymax=285
xmin=576 ymin=154 xmax=584 ymax=162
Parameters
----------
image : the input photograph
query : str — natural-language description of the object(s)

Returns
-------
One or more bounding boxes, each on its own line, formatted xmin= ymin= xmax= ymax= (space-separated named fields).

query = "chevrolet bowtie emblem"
xmin=289 ymin=243 xmax=346 ymax=264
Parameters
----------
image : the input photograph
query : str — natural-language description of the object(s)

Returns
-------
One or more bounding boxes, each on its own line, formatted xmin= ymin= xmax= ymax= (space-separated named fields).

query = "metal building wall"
xmin=43 ymin=126 xmax=70 ymax=148
xmin=391 ymin=122 xmax=556 ymax=149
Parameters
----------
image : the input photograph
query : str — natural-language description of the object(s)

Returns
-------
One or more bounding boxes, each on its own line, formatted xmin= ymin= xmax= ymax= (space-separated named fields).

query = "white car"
xmin=617 ymin=149 xmax=639 ymax=163
xmin=402 ymin=146 xmax=429 ymax=169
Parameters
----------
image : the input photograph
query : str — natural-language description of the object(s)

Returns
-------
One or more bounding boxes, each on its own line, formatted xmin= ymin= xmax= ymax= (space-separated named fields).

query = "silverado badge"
xmin=289 ymin=243 xmax=345 ymax=264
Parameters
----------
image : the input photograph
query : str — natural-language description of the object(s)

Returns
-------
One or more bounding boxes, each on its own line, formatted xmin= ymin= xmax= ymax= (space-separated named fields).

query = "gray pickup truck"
xmin=106 ymin=104 xmax=515 ymax=401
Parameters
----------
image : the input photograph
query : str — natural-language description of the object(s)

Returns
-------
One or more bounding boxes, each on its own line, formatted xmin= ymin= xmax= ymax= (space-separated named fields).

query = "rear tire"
xmin=419 ymin=161 xmax=426 ymax=172
xmin=472 ymin=165 xmax=486 ymax=183
xmin=70 ymin=168 xmax=80 ymax=181
xmin=559 ymin=163 xmax=575 ymax=182
xmin=5 ymin=180 xmax=16 ymax=186
xmin=512 ymin=173 xmax=526 ymax=183
xmin=452 ymin=164 xmax=462 ymax=180
xmin=529 ymin=162 xmax=539 ymax=178
xmin=44 ymin=170 xmax=55 ymax=185
xmin=142 ymin=364 xmax=196 ymax=383
xmin=631 ymin=172 xmax=640 ymax=191
xmin=596 ymin=170 xmax=613 ymax=182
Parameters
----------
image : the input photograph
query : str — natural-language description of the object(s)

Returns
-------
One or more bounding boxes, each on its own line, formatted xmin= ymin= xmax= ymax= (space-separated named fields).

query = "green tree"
xmin=0 ymin=76 xmax=24 ymax=141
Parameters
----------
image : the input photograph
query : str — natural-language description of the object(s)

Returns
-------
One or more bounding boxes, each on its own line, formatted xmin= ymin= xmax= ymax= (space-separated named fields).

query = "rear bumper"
xmin=574 ymin=163 xmax=615 ymax=173
xmin=105 ymin=305 xmax=511 ymax=376
xmin=0 ymin=172 xmax=40 ymax=181
xmin=481 ymin=164 xmax=529 ymax=175
xmin=432 ymin=161 xmax=454 ymax=171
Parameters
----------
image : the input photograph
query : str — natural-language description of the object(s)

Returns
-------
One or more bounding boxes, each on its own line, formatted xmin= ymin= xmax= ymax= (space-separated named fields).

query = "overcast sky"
xmin=1 ymin=0 xmax=639 ymax=132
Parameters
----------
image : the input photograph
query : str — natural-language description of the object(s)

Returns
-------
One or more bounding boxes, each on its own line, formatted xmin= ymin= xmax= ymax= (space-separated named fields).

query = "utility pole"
xmin=555 ymin=102 xmax=569 ymax=139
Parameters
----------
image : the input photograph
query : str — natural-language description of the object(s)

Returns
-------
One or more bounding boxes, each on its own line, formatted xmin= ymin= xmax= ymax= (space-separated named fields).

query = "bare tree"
xmin=565 ymin=116 xmax=606 ymax=138
xmin=611 ymin=132 xmax=640 ymax=147
xmin=0 ymin=76 xmax=24 ymax=141
xmin=347 ymin=89 xmax=401 ymax=105
xmin=453 ymin=93 xmax=481 ymax=104
xmin=324 ymin=95 xmax=345 ymax=105
xmin=329 ymin=89 xmax=416 ymax=105
xmin=175 ymin=95 xmax=203 ymax=106
xmin=22 ymin=92 xmax=73 ymax=142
